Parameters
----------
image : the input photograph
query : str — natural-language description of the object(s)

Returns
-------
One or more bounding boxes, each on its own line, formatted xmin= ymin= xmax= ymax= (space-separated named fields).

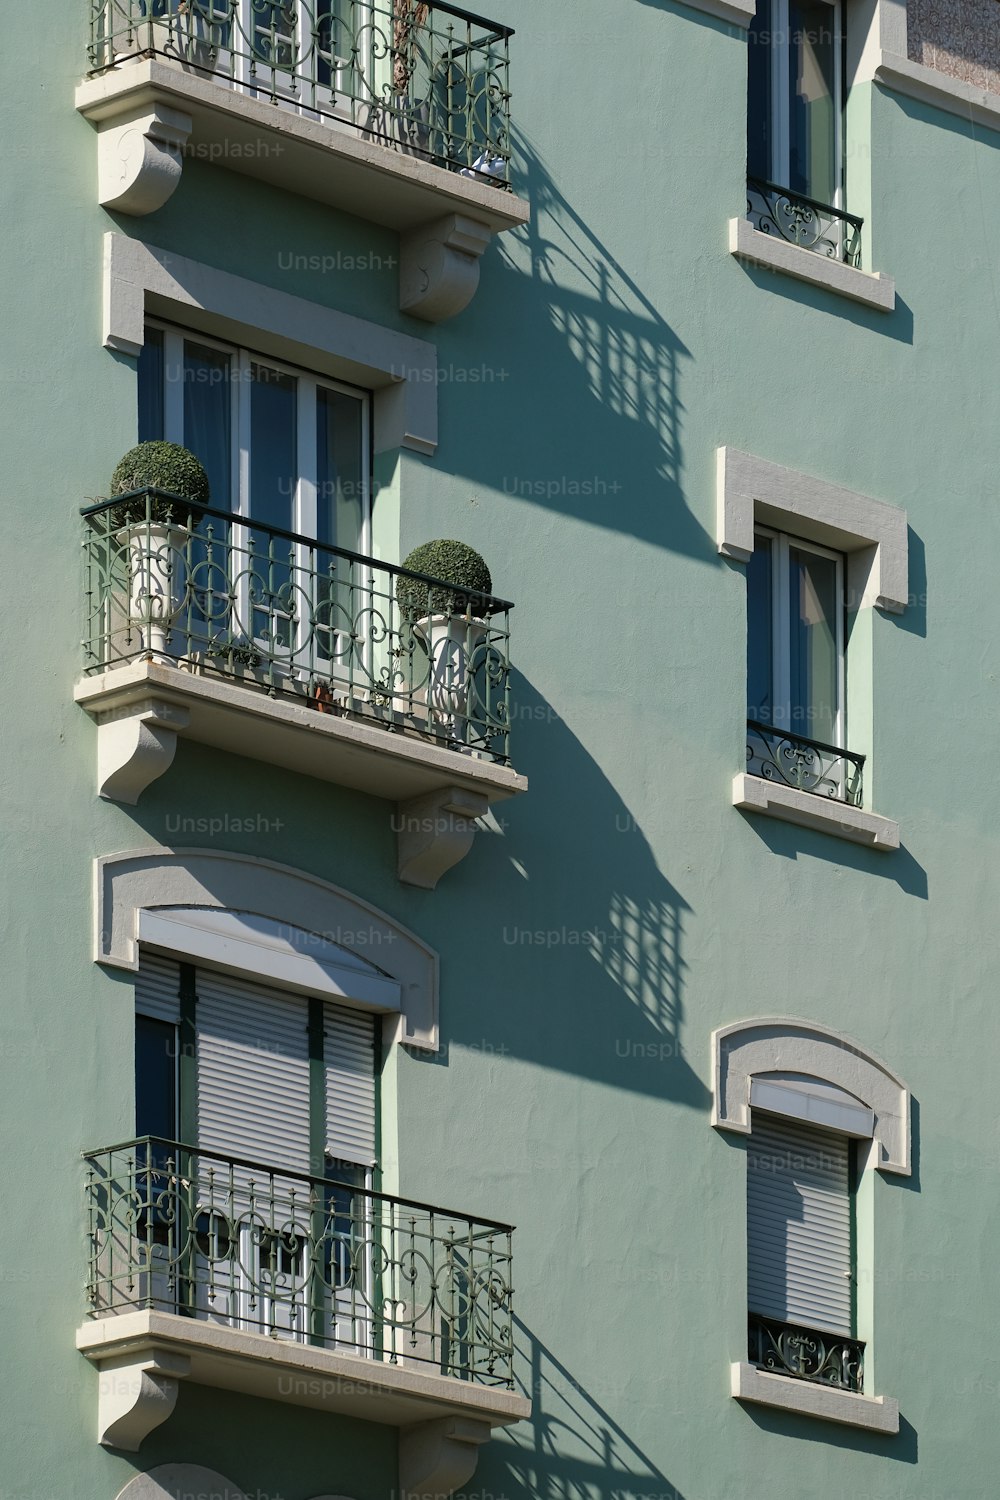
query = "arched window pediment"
xmin=96 ymin=847 xmax=439 ymax=1050
xmin=712 ymin=1017 xmax=910 ymax=1174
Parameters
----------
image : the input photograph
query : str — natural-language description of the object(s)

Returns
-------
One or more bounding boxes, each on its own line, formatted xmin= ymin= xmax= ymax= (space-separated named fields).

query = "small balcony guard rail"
xmin=747 ymin=178 xmax=862 ymax=267
xmin=82 ymin=492 xmax=514 ymax=765
xmin=85 ymin=1137 xmax=516 ymax=1388
xmin=749 ymin=1313 xmax=864 ymax=1393
xmin=746 ymin=720 xmax=864 ymax=807
xmin=89 ymin=0 xmax=514 ymax=184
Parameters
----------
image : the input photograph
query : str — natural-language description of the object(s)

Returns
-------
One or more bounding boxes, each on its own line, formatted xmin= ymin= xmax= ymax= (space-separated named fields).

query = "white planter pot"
xmin=413 ymin=613 xmax=488 ymax=744
xmin=121 ymin=522 xmax=190 ymax=660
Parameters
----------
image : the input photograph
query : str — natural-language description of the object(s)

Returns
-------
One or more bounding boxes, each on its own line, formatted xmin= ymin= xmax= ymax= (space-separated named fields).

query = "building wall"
xmin=3 ymin=3 xmax=1000 ymax=1500
xmin=909 ymin=0 xmax=1000 ymax=92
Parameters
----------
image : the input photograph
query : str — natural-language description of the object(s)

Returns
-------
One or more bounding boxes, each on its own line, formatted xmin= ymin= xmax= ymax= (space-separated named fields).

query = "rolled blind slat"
xmin=747 ymin=1113 xmax=852 ymax=1337
xmin=136 ymin=952 xmax=182 ymax=1024
xmin=324 ymin=1001 xmax=377 ymax=1168
xmin=196 ymin=969 xmax=311 ymax=1175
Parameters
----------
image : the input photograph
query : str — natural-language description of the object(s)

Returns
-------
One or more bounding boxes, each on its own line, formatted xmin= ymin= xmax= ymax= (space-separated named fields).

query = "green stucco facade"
xmin=3 ymin=2 xmax=1000 ymax=1498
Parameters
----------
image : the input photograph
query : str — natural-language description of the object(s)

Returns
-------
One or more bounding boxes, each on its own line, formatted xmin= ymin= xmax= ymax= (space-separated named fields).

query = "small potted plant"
xmin=396 ymin=539 xmax=493 ymax=743
xmin=109 ymin=441 xmax=210 ymax=660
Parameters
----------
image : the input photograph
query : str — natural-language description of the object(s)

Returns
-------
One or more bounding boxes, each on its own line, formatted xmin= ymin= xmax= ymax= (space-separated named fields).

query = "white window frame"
xmin=149 ymin=319 xmax=373 ymax=554
xmin=147 ymin=319 xmax=373 ymax=677
xmin=751 ymin=525 xmax=847 ymax=752
xmin=757 ymin=0 xmax=845 ymax=207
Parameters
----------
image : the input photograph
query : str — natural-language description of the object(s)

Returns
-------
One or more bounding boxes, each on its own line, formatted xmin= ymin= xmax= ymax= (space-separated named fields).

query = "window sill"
xmin=729 ymin=219 xmax=896 ymax=312
xmin=732 ymin=1362 xmax=899 ymax=1434
xmin=733 ymin=774 xmax=900 ymax=850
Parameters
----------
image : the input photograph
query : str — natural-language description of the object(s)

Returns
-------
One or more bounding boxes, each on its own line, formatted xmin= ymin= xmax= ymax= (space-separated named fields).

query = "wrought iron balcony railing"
xmin=746 ymin=720 xmax=864 ymax=807
xmin=749 ymin=1313 xmax=864 ymax=1394
xmin=747 ymin=178 xmax=862 ymax=267
xmin=88 ymin=0 xmax=514 ymax=185
xmin=85 ymin=1137 xmax=516 ymax=1388
xmin=81 ymin=492 xmax=514 ymax=764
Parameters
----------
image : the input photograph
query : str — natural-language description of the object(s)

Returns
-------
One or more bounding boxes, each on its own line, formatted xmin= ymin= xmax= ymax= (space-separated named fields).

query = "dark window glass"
xmin=747 ymin=535 xmax=774 ymax=724
xmin=135 ymin=1014 xmax=177 ymax=1141
xmin=317 ymin=386 xmax=365 ymax=554
xmin=747 ymin=0 xmax=773 ymax=182
xmin=137 ymin=328 xmax=165 ymax=443
xmin=183 ymin=339 xmax=232 ymax=510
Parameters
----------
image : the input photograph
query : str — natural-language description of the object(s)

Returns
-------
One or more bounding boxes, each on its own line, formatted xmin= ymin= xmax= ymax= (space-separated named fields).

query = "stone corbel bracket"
xmin=95 ymin=1349 xmax=192 ymax=1451
xmin=400 ymin=1415 xmax=492 ymax=1500
xmin=396 ymin=786 xmax=489 ymax=889
xmin=96 ymin=103 xmax=193 ymax=215
xmin=93 ymin=694 xmax=191 ymax=804
xmin=400 ymin=214 xmax=493 ymax=323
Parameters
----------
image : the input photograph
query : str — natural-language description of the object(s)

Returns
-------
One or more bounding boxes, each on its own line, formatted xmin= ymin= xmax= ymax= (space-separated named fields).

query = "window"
xmin=139 ymin=322 xmax=371 ymax=556
xmin=746 ymin=528 xmax=860 ymax=805
xmin=714 ymin=1019 xmax=906 ymax=1433
xmin=747 ymin=1110 xmax=863 ymax=1393
xmin=132 ymin=951 xmax=378 ymax=1350
xmin=746 ymin=0 xmax=860 ymax=264
xmin=137 ymin=321 xmax=372 ymax=675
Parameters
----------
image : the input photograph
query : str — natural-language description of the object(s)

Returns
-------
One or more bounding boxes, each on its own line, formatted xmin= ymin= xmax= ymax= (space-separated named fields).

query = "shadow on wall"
xmin=476 ymin=1319 xmax=689 ymax=1500
xmin=439 ymin=672 xmax=711 ymax=1112
xmin=445 ymin=134 xmax=711 ymax=565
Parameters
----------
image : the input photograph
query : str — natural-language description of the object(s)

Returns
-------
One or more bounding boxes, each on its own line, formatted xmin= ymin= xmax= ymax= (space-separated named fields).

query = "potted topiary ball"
xmin=396 ymin=540 xmax=493 ymax=745
xmin=109 ymin=441 xmax=210 ymax=660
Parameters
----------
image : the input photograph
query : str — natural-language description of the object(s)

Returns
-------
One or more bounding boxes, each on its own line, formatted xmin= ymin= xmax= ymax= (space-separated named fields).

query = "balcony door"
xmin=747 ymin=527 xmax=848 ymax=797
xmin=133 ymin=950 xmax=378 ymax=1351
xmin=139 ymin=322 xmax=371 ymax=684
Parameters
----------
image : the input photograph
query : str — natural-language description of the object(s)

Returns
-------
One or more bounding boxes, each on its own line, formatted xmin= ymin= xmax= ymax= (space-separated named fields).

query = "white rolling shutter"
xmin=136 ymin=952 xmax=182 ymax=1023
xmin=747 ymin=1113 xmax=853 ymax=1337
xmin=196 ymin=968 xmax=311 ymax=1175
xmin=324 ymin=1001 xmax=376 ymax=1168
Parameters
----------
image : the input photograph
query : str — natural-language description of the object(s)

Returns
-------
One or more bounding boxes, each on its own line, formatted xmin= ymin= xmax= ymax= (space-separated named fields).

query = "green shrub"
xmin=109 ymin=442 xmax=210 ymax=527
xmin=396 ymin=540 xmax=493 ymax=618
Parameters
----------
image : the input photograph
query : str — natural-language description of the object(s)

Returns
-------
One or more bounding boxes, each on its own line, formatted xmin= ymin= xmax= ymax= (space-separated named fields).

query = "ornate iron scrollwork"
xmin=749 ymin=1313 xmax=865 ymax=1393
xmin=747 ymin=177 xmax=863 ymax=267
xmin=746 ymin=720 xmax=864 ymax=807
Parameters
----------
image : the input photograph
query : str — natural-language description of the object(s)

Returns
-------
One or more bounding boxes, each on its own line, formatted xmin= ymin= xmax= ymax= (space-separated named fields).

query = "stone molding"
xmin=102 ymin=232 xmax=439 ymax=455
xmin=711 ymin=1016 xmax=911 ymax=1174
xmin=94 ymin=846 xmax=441 ymax=1049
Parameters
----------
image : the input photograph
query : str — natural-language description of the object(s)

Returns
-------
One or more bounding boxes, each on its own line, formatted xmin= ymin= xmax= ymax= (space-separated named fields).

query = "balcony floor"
xmin=78 ymin=1308 xmax=530 ymax=1428
xmin=76 ymin=658 xmax=527 ymax=805
xmin=76 ymin=59 xmax=530 ymax=235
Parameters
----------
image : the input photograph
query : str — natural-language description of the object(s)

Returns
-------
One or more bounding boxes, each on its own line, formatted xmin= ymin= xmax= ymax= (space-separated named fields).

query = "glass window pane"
xmin=788 ymin=0 xmax=838 ymax=203
xmin=183 ymin=340 xmax=232 ymax=510
xmin=788 ymin=546 xmax=840 ymax=745
xmin=249 ymin=363 xmax=297 ymax=648
xmin=138 ymin=327 xmax=165 ymax=442
xmin=317 ymin=387 xmax=365 ymax=554
xmin=747 ymin=0 xmax=773 ymax=182
xmin=135 ymin=1015 xmax=177 ymax=1140
xmin=249 ymin=363 xmax=297 ymax=532
xmin=747 ymin=535 xmax=774 ymax=724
